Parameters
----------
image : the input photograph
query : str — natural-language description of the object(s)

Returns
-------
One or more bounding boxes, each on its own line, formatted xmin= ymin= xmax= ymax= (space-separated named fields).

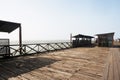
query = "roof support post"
xmin=19 ymin=25 xmax=22 ymax=54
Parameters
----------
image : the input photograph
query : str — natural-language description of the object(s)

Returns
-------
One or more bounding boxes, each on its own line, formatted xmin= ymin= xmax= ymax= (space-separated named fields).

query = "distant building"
xmin=96 ymin=32 xmax=114 ymax=47
xmin=72 ymin=34 xmax=94 ymax=47
xmin=118 ymin=38 xmax=120 ymax=42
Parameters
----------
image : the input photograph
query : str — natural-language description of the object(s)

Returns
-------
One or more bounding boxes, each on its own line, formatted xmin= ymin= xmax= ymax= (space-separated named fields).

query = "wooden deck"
xmin=0 ymin=47 xmax=111 ymax=80
xmin=103 ymin=48 xmax=120 ymax=80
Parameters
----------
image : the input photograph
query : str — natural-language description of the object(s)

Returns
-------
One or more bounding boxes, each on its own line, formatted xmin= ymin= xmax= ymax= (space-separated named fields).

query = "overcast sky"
xmin=0 ymin=0 xmax=120 ymax=41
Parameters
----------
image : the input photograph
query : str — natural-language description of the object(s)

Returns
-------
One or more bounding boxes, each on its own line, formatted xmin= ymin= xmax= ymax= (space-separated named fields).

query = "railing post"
xmin=8 ymin=45 xmax=10 ymax=57
xmin=37 ymin=44 xmax=40 ymax=52
xmin=19 ymin=25 xmax=22 ymax=55
xmin=23 ymin=45 xmax=26 ymax=54
xmin=47 ymin=43 xmax=49 ymax=52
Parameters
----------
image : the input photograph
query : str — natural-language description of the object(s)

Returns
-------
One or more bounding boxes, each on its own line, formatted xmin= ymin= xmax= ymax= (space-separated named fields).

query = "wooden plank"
xmin=29 ymin=70 xmax=54 ymax=80
xmin=26 ymin=45 xmax=38 ymax=53
xmin=55 ymin=43 xmax=63 ymax=49
xmin=115 ymin=49 xmax=120 ymax=79
xmin=107 ymin=52 xmax=114 ymax=80
xmin=102 ymin=54 xmax=110 ymax=80
xmin=66 ymin=42 xmax=71 ymax=47
xmin=39 ymin=44 xmax=48 ymax=51
xmin=1 ymin=62 xmax=27 ymax=75
xmin=8 ymin=77 xmax=26 ymax=80
xmin=61 ymin=43 xmax=68 ymax=48
xmin=112 ymin=50 xmax=119 ymax=80
xmin=49 ymin=44 xmax=57 ymax=50
xmin=0 ymin=65 xmax=21 ymax=80
xmin=0 ymin=76 xmax=5 ymax=80
xmin=0 ymin=62 xmax=37 ymax=80
xmin=104 ymin=48 xmax=120 ymax=80
xmin=20 ymin=73 xmax=40 ymax=80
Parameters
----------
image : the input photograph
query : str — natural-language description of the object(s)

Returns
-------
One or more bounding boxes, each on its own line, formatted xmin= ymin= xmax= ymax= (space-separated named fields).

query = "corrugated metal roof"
xmin=0 ymin=20 xmax=20 ymax=33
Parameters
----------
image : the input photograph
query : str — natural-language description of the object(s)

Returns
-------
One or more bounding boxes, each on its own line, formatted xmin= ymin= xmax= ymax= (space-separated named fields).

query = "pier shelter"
xmin=0 ymin=20 xmax=22 ymax=57
xmin=72 ymin=34 xmax=94 ymax=47
xmin=96 ymin=32 xmax=114 ymax=47
xmin=118 ymin=38 xmax=120 ymax=42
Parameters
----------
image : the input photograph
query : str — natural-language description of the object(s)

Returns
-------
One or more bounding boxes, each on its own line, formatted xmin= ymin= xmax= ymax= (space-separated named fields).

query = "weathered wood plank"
xmin=107 ymin=52 xmax=114 ymax=80
xmin=49 ymin=44 xmax=57 ymax=50
xmin=102 ymin=53 xmax=110 ymax=80
xmin=1 ymin=63 xmax=25 ymax=75
xmin=115 ymin=49 xmax=120 ymax=79
xmin=113 ymin=50 xmax=120 ymax=80
xmin=29 ymin=70 xmax=54 ymax=80
xmin=0 ymin=65 xmax=21 ymax=80
xmin=103 ymin=48 xmax=120 ymax=80
xmin=55 ymin=43 xmax=64 ymax=49
xmin=0 ymin=47 xmax=109 ymax=80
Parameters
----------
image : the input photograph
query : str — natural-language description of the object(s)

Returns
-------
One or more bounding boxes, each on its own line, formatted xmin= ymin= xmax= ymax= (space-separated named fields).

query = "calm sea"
xmin=10 ymin=40 xmax=70 ymax=45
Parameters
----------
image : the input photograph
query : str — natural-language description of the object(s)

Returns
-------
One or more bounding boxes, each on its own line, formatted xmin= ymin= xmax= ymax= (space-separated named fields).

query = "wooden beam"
xmin=19 ymin=25 xmax=22 ymax=54
xmin=70 ymin=33 xmax=72 ymax=43
xmin=49 ymin=44 xmax=56 ymax=50
xmin=39 ymin=44 xmax=48 ymax=51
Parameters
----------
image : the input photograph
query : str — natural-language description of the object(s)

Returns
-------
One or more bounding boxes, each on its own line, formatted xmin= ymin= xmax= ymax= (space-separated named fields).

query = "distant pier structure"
xmin=72 ymin=34 xmax=94 ymax=47
xmin=118 ymin=38 xmax=120 ymax=43
xmin=96 ymin=32 xmax=114 ymax=47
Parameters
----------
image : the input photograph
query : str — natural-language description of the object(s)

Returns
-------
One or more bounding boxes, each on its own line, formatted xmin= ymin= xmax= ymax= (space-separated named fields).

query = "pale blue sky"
xmin=0 ymin=0 xmax=120 ymax=41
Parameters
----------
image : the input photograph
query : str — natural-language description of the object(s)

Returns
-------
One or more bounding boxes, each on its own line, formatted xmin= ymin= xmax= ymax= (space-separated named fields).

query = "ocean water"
xmin=10 ymin=40 xmax=70 ymax=45
xmin=0 ymin=40 xmax=71 ymax=57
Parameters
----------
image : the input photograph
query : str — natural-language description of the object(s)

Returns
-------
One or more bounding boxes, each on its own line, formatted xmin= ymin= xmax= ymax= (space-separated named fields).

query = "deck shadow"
xmin=0 ymin=57 xmax=59 ymax=79
xmin=113 ymin=45 xmax=120 ymax=48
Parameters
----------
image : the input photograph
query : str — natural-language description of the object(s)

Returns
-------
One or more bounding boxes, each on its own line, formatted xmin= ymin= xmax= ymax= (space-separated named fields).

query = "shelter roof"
xmin=0 ymin=20 xmax=20 ymax=33
xmin=96 ymin=32 xmax=115 ymax=36
xmin=73 ymin=34 xmax=94 ymax=38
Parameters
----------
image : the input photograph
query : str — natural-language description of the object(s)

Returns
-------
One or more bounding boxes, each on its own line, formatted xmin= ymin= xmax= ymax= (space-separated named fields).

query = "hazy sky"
xmin=0 ymin=0 xmax=120 ymax=41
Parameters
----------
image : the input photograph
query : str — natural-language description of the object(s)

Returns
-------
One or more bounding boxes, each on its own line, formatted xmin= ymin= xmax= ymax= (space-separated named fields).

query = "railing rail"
xmin=0 ymin=42 xmax=72 ymax=58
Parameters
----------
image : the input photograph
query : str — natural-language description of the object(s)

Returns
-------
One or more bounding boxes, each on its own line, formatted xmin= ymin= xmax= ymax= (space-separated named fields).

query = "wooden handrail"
xmin=0 ymin=42 xmax=72 ymax=58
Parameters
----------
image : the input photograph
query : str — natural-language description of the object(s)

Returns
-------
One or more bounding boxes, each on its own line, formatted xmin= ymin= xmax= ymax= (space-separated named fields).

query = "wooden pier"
xmin=0 ymin=47 xmax=111 ymax=80
xmin=103 ymin=48 xmax=120 ymax=80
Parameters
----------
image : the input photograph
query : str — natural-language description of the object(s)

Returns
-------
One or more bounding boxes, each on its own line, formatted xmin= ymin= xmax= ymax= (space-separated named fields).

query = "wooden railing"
xmin=0 ymin=42 xmax=72 ymax=58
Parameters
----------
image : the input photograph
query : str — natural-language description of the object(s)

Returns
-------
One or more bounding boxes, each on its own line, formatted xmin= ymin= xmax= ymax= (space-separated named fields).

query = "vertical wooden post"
xmin=38 ymin=44 xmax=40 ymax=52
xmin=112 ymin=34 xmax=114 ymax=47
xmin=19 ymin=25 xmax=22 ymax=54
xmin=70 ymin=33 xmax=72 ymax=43
xmin=97 ymin=36 xmax=99 ymax=46
xmin=70 ymin=33 xmax=72 ymax=47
